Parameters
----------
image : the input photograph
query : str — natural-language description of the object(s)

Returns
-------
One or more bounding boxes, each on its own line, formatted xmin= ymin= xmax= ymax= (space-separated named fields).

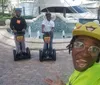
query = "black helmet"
xmin=15 ymin=8 xmax=22 ymax=12
xmin=45 ymin=12 xmax=51 ymax=16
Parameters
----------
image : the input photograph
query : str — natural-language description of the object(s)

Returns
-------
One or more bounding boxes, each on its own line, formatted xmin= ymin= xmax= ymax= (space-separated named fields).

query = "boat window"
xmin=72 ymin=6 xmax=88 ymax=13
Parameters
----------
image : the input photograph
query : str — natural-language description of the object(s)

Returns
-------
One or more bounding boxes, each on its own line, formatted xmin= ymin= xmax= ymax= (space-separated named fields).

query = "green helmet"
xmin=73 ymin=22 xmax=100 ymax=40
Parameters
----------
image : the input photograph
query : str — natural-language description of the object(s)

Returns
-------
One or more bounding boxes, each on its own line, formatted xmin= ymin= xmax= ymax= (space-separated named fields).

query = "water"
xmin=28 ymin=26 xmax=32 ymax=37
xmin=7 ymin=29 xmax=72 ymax=39
xmin=25 ymin=16 xmax=75 ymax=39
xmin=22 ymin=31 xmax=72 ymax=39
xmin=8 ymin=14 xmax=75 ymax=39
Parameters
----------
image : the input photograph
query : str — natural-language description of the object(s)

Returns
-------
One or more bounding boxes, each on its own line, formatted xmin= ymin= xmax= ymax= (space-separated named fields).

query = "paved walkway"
xmin=0 ymin=26 xmax=74 ymax=85
xmin=0 ymin=41 xmax=74 ymax=85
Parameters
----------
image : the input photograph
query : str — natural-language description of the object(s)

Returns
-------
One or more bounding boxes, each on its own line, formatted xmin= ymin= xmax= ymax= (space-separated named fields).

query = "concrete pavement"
xmin=0 ymin=42 xmax=74 ymax=85
xmin=0 ymin=26 xmax=74 ymax=85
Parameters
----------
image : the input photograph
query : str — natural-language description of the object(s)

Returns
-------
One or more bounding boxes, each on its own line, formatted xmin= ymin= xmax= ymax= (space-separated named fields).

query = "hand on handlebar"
xmin=22 ymin=29 xmax=26 ymax=32
xmin=13 ymin=30 xmax=17 ymax=33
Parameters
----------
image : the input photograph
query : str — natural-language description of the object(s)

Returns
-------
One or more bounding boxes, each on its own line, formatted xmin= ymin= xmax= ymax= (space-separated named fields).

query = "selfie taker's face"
xmin=72 ymin=36 xmax=100 ymax=72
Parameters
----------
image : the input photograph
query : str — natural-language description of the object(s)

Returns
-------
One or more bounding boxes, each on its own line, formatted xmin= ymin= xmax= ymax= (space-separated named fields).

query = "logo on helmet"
xmin=86 ymin=26 xmax=96 ymax=32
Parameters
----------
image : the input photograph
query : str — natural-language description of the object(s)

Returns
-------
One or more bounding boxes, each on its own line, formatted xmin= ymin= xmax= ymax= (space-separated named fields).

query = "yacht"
xmin=13 ymin=0 xmax=98 ymax=38
xmin=81 ymin=0 xmax=99 ymax=13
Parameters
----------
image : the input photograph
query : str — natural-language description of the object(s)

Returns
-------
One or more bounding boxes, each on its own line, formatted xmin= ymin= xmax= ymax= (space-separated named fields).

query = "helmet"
xmin=73 ymin=22 xmax=100 ymax=40
xmin=45 ymin=12 xmax=51 ymax=16
xmin=15 ymin=8 xmax=22 ymax=12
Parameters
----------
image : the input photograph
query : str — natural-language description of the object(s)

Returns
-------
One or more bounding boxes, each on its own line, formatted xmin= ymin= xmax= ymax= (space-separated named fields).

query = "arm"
xmin=51 ymin=21 xmax=55 ymax=32
xmin=10 ymin=18 xmax=17 ymax=33
xmin=10 ymin=18 xmax=14 ymax=30
xmin=42 ymin=24 xmax=45 ymax=33
xmin=23 ymin=18 xmax=27 ymax=30
xmin=22 ymin=18 xmax=27 ymax=32
xmin=51 ymin=27 xmax=54 ymax=32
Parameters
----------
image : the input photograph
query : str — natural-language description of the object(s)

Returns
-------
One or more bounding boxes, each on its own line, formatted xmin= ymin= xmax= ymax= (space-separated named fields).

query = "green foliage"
xmin=0 ymin=13 xmax=11 ymax=21
xmin=0 ymin=0 xmax=9 ymax=14
xmin=0 ymin=0 xmax=8 ymax=4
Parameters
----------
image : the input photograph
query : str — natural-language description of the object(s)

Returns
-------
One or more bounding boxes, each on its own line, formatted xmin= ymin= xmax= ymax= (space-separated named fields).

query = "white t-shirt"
xmin=42 ymin=19 xmax=55 ymax=32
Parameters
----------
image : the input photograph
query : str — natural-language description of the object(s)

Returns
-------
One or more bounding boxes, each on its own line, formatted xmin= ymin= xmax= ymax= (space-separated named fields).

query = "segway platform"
xmin=39 ymin=49 xmax=56 ymax=62
xmin=13 ymin=47 xmax=31 ymax=61
xmin=13 ymin=32 xmax=31 ymax=61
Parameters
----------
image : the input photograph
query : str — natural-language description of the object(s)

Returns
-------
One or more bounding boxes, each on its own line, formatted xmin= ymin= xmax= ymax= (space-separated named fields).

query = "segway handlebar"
xmin=42 ymin=31 xmax=52 ymax=35
xmin=13 ymin=30 xmax=25 ymax=35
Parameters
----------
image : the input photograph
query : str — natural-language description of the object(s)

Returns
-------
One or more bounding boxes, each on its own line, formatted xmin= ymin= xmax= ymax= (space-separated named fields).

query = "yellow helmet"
xmin=73 ymin=22 xmax=100 ymax=40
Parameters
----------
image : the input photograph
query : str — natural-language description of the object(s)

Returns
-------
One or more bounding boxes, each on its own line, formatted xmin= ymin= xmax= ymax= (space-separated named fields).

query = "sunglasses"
xmin=73 ymin=41 xmax=100 ymax=56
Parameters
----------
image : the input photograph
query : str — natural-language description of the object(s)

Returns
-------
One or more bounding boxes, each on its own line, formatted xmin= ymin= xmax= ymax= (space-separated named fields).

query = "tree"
xmin=0 ymin=0 xmax=9 ymax=15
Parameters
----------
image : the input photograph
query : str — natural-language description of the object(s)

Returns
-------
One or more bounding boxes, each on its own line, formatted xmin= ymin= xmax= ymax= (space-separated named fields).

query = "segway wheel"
xmin=13 ymin=50 xmax=18 ymax=61
xmin=52 ymin=49 xmax=56 ymax=61
xmin=39 ymin=49 xmax=43 ymax=62
xmin=26 ymin=47 xmax=31 ymax=59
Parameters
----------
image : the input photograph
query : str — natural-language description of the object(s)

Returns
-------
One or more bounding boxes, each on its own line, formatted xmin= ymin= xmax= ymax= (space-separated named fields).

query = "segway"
xmin=39 ymin=32 xmax=56 ymax=62
xmin=13 ymin=31 xmax=31 ymax=61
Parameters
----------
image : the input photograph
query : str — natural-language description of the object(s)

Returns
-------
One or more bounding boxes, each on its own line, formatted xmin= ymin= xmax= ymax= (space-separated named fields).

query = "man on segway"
xmin=39 ymin=12 xmax=56 ymax=61
xmin=42 ymin=12 xmax=55 ymax=51
xmin=10 ymin=8 xmax=30 ymax=61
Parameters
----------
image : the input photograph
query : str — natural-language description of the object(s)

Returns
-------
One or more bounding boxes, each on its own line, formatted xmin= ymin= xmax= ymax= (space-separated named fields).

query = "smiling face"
xmin=46 ymin=14 xmax=51 ymax=21
xmin=72 ymin=36 xmax=100 ymax=72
